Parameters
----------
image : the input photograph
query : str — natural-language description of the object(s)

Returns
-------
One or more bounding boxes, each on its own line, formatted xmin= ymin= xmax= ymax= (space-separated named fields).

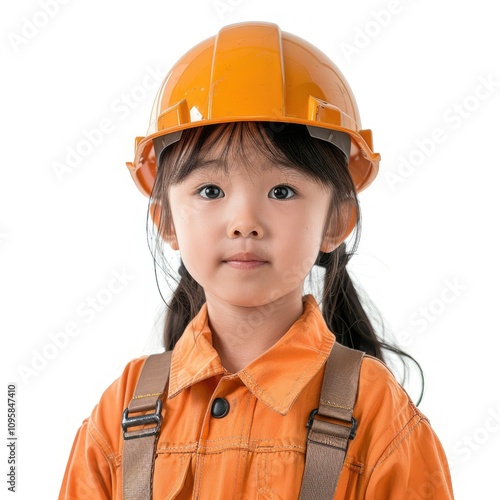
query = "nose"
xmin=226 ymin=201 xmax=264 ymax=239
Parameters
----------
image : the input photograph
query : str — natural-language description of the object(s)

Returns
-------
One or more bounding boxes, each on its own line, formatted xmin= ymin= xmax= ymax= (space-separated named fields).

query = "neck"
xmin=205 ymin=291 xmax=305 ymax=373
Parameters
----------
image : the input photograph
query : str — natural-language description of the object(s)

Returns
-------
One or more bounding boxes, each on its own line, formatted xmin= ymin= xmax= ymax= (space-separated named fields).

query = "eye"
xmin=198 ymin=184 xmax=224 ymax=199
xmin=269 ymin=185 xmax=296 ymax=200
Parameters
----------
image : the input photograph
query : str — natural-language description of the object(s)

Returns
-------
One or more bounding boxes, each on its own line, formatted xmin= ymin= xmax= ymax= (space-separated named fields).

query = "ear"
xmin=149 ymin=202 xmax=179 ymax=250
xmin=320 ymin=202 xmax=357 ymax=253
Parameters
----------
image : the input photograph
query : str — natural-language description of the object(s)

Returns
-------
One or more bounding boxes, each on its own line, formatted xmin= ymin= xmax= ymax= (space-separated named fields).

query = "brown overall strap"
xmin=122 ymin=351 xmax=172 ymax=500
xmin=299 ymin=342 xmax=364 ymax=500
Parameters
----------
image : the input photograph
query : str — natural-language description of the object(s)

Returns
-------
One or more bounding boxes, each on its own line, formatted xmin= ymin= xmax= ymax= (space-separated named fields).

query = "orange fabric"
xmin=59 ymin=296 xmax=454 ymax=499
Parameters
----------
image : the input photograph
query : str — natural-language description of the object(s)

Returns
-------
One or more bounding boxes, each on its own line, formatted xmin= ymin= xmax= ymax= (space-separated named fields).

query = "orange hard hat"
xmin=126 ymin=21 xmax=380 ymax=196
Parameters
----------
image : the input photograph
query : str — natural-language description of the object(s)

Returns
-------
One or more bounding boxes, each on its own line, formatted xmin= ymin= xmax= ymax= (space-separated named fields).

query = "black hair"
xmin=148 ymin=121 xmax=423 ymax=403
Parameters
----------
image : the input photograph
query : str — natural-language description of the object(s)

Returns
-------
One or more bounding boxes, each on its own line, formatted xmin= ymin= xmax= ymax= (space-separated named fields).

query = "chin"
xmin=214 ymin=288 xmax=295 ymax=310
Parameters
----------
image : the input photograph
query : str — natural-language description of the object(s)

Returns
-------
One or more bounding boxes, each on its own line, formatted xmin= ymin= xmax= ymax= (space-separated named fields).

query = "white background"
xmin=1 ymin=0 xmax=499 ymax=498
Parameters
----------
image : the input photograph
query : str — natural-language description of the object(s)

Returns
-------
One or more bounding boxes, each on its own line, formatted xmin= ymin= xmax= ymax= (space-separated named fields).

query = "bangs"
xmin=156 ymin=121 xmax=351 ymax=191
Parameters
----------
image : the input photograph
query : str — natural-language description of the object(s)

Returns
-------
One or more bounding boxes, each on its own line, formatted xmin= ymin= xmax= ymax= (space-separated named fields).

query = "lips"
xmin=223 ymin=252 xmax=268 ymax=269
xmin=224 ymin=252 xmax=266 ymax=262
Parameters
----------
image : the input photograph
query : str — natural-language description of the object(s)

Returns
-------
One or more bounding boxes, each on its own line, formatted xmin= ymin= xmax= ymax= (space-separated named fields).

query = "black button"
xmin=211 ymin=398 xmax=230 ymax=418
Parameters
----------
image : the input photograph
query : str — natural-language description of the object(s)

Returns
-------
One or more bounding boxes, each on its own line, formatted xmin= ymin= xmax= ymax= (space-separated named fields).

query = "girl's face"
xmin=167 ymin=133 xmax=336 ymax=309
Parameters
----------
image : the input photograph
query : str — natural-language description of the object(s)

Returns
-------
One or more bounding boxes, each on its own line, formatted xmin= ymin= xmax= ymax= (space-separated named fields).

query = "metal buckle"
xmin=307 ymin=408 xmax=358 ymax=440
xmin=349 ymin=416 xmax=358 ymax=440
xmin=306 ymin=408 xmax=319 ymax=430
xmin=121 ymin=400 xmax=163 ymax=440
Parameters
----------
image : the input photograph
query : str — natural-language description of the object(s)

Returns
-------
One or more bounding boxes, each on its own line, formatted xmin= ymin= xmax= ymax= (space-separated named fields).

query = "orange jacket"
xmin=60 ymin=296 xmax=454 ymax=499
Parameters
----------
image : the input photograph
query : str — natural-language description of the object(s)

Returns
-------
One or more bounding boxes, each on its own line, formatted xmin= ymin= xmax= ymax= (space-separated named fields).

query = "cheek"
xmin=276 ymin=223 xmax=323 ymax=283
xmin=297 ymin=211 xmax=329 ymax=248
xmin=172 ymin=211 xmax=217 ymax=269
xmin=172 ymin=202 xmax=194 ymax=226
xmin=170 ymin=200 xmax=199 ymax=242
xmin=174 ymin=222 xmax=200 ymax=253
xmin=174 ymin=230 xmax=205 ymax=282
xmin=288 ymin=213 xmax=328 ymax=263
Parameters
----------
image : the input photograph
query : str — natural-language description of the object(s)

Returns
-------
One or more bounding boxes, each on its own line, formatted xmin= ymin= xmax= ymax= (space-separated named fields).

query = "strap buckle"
xmin=307 ymin=408 xmax=358 ymax=440
xmin=122 ymin=400 xmax=163 ymax=440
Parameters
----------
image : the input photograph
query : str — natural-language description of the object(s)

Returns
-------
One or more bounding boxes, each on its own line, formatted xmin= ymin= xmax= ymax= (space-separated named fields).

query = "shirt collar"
xmin=168 ymin=295 xmax=335 ymax=415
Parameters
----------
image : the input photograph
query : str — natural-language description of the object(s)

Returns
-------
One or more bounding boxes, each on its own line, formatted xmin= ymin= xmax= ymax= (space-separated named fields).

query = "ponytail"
xmin=319 ymin=245 xmax=383 ymax=357
xmin=319 ymin=243 xmax=424 ymax=403
xmin=162 ymin=261 xmax=205 ymax=350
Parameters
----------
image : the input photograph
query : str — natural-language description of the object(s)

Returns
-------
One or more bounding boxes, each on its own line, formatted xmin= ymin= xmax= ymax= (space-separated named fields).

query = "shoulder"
xmin=86 ymin=356 xmax=149 ymax=459
xmin=60 ymin=356 xmax=152 ymax=495
xmin=339 ymin=356 xmax=453 ymax=496
xmin=92 ymin=356 xmax=148 ymax=417
xmin=358 ymin=356 xmax=420 ymax=415
xmin=353 ymin=356 xmax=431 ymax=467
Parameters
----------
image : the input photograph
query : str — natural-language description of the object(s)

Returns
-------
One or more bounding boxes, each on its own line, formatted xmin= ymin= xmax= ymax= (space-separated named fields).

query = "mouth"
xmin=223 ymin=252 xmax=268 ymax=270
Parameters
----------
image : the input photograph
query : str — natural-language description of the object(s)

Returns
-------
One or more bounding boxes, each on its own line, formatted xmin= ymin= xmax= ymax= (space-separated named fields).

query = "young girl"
xmin=60 ymin=22 xmax=454 ymax=499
